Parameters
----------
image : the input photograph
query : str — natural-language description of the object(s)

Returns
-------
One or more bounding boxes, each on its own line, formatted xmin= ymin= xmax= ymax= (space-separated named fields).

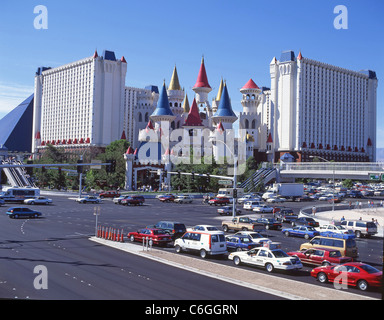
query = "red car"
xmin=99 ymin=190 xmax=120 ymax=198
xmin=158 ymin=195 xmax=175 ymax=202
xmin=121 ymin=195 xmax=145 ymax=206
xmin=128 ymin=228 xmax=173 ymax=246
xmin=287 ymin=248 xmax=352 ymax=266
xmin=208 ymin=197 xmax=230 ymax=206
xmin=311 ymin=262 xmax=382 ymax=291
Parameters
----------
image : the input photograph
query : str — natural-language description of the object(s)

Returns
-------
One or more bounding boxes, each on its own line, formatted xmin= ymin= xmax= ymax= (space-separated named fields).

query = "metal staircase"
xmin=1 ymin=160 xmax=36 ymax=188
xmin=239 ymin=167 xmax=276 ymax=193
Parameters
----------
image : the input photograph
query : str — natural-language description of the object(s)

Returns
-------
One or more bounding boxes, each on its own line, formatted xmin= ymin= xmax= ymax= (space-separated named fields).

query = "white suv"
xmin=174 ymin=195 xmax=193 ymax=204
xmin=340 ymin=220 xmax=377 ymax=238
xmin=174 ymin=230 xmax=227 ymax=258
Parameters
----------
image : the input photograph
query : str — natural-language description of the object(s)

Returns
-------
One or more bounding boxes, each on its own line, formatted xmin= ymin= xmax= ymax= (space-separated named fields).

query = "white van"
xmin=174 ymin=230 xmax=227 ymax=258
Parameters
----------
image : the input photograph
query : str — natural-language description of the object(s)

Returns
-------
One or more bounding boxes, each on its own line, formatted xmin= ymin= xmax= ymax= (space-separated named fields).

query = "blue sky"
xmin=0 ymin=0 xmax=383 ymax=145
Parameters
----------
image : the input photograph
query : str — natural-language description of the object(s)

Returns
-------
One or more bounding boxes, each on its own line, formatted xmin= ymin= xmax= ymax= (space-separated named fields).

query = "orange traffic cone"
xmin=120 ymin=229 xmax=124 ymax=243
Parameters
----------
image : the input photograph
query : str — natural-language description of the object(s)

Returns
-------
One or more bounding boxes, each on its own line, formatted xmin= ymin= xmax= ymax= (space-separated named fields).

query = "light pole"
xmin=309 ymin=155 xmax=335 ymax=211
xmin=209 ymin=137 xmax=238 ymax=218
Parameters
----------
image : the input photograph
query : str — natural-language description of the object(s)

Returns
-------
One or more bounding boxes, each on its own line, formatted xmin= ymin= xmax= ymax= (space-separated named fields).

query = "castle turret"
xmin=211 ymin=82 xmax=237 ymax=130
xmin=192 ymin=57 xmax=212 ymax=109
xmin=167 ymin=65 xmax=184 ymax=129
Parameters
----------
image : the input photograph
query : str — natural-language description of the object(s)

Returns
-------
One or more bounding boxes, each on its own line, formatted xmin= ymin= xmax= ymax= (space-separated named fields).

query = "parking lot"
xmin=0 ymin=193 xmax=382 ymax=299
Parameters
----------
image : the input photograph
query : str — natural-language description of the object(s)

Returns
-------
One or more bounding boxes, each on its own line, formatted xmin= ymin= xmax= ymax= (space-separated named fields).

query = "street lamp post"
xmin=309 ymin=155 xmax=335 ymax=211
xmin=209 ymin=137 xmax=238 ymax=218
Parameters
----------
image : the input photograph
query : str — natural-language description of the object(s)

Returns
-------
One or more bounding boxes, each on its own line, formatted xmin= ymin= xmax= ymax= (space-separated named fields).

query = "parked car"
xmin=252 ymin=205 xmax=274 ymax=213
xmin=188 ymin=225 xmax=219 ymax=232
xmin=174 ymin=195 xmax=193 ymax=204
xmin=23 ymin=196 xmax=52 ymax=205
xmin=147 ymin=221 xmax=186 ymax=239
xmin=158 ymin=195 xmax=176 ymax=203
xmin=266 ymin=196 xmax=286 ymax=203
xmin=228 ymin=242 xmax=303 ymax=273
xmin=287 ymin=248 xmax=352 ymax=267
xmin=113 ymin=195 xmax=131 ymax=204
xmin=156 ymin=193 xmax=174 ymax=199
xmin=6 ymin=207 xmax=42 ymax=219
xmin=237 ymin=195 xmax=261 ymax=204
xmin=243 ymin=201 xmax=262 ymax=211
xmin=217 ymin=206 xmax=242 ymax=216
xmin=347 ymin=190 xmax=363 ymax=198
xmin=319 ymin=195 xmax=333 ymax=201
xmin=225 ymin=235 xmax=259 ymax=251
xmin=75 ymin=196 xmax=102 ymax=204
xmin=99 ymin=190 xmax=120 ymax=198
xmin=274 ymin=208 xmax=298 ymax=223
xmin=120 ymin=195 xmax=145 ymax=206
xmin=234 ymin=231 xmax=271 ymax=245
xmin=255 ymin=218 xmax=282 ymax=230
xmin=128 ymin=228 xmax=173 ymax=246
xmin=282 ymin=226 xmax=320 ymax=239
xmin=340 ymin=219 xmax=378 ymax=238
xmin=208 ymin=197 xmax=230 ymax=206
xmin=175 ymin=230 xmax=227 ymax=258
xmin=311 ymin=262 xmax=382 ymax=291
xmin=296 ymin=195 xmax=314 ymax=202
xmin=292 ymin=217 xmax=319 ymax=227
xmin=316 ymin=224 xmax=353 ymax=236
xmin=300 ymin=234 xmax=358 ymax=258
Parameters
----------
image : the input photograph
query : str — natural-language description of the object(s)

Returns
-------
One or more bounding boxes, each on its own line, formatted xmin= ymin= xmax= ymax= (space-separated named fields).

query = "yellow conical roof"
xmin=182 ymin=93 xmax=190 ymax=113
xmin=216 ymin=78 xmax=224 ymax=101
xmin=168 ymin=65 xmax=182 ymax=91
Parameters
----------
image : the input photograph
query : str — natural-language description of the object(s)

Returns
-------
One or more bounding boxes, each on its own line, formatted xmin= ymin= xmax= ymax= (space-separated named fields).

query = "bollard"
xmin=120 ymin=229 xmax=124 ymax=243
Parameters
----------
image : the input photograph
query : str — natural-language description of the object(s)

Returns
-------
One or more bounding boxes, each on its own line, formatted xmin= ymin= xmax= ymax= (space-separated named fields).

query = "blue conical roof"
xmin=213 ymin=84 xmax=236 ymax=118
xmin=151 ymin=83 xmax=174 ymax=117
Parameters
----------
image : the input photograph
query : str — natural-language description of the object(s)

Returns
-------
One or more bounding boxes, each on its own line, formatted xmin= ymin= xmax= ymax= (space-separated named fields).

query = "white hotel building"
xmin=32 ymin=49 xmax=378 ymax=163
xmin=245 ymin=50 xmax=378 ymax=163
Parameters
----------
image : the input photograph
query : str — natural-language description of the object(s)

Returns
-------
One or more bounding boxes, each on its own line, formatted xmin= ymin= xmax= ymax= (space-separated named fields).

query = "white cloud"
xmin=0 ymin=82 xmax=34 ymax=119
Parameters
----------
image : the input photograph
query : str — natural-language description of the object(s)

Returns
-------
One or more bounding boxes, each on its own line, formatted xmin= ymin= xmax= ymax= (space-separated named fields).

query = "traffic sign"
xmin=369 ymin=173 xmax=381 ymax=181
xmin=218 ymin=180 xmax=232 ymax=186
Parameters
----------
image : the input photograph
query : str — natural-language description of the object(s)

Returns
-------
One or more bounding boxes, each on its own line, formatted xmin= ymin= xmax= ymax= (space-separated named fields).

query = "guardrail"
xmin=277 ymin=162 xmax=384 ymax=173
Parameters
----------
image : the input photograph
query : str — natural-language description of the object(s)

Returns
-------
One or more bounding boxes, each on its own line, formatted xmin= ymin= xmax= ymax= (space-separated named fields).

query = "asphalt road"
xmin=0 ymin=194 xmax=382 ymax=300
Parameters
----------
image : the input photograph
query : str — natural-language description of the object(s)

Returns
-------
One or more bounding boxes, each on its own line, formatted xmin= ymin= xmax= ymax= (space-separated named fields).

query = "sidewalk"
xmin=312 ymin=207 xmax=384 ymax=238
xmin=89 ymin=237 xmax=378 ymax=300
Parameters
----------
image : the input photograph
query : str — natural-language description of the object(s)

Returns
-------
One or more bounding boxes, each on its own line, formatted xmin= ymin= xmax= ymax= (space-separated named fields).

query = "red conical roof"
xmin=241 ymin=79 xmax=260 ymax=90
xmin=267 ymin=133 xmax=273 ymax=143
xmin=297 ymin=51 xmax=303 ymax=60
xmin=121 ymin=56 xmax=127 ymax=63
xmin=216 ymin=121 xmax=225 ymax=133
xmin=93 ymin=50 xmax=98 ymax=59
xmin=193 ymin=57 xmax=211 ymax=89
xmin=145 ymin=121 xmax=154 ymax=132
xmin=121 ymin=130 xmax=126 ymax=140
xmin=184 ymin=98 xmax=203 ymax=127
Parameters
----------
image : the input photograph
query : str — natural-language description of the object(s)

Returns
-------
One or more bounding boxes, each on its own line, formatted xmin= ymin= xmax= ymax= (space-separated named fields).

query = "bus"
xmin=0 ymin=187 xmax=40 ymax=203
xmin=217 ymin=188 xmax=244 ymax=199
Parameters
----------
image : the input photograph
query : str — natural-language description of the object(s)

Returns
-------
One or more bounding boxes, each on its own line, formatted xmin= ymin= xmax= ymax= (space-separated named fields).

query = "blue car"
xmin=282 ymin=226 xmax=320 ymax=239
xmin=6 ymin=207 xmax=42 ymax=219
xmin=225 ymin=235 xmax=260 ymax=251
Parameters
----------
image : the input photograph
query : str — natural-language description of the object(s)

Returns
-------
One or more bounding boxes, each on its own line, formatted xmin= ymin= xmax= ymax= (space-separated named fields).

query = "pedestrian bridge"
xmin=278 ymin=162 xmax=384 ymax=181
